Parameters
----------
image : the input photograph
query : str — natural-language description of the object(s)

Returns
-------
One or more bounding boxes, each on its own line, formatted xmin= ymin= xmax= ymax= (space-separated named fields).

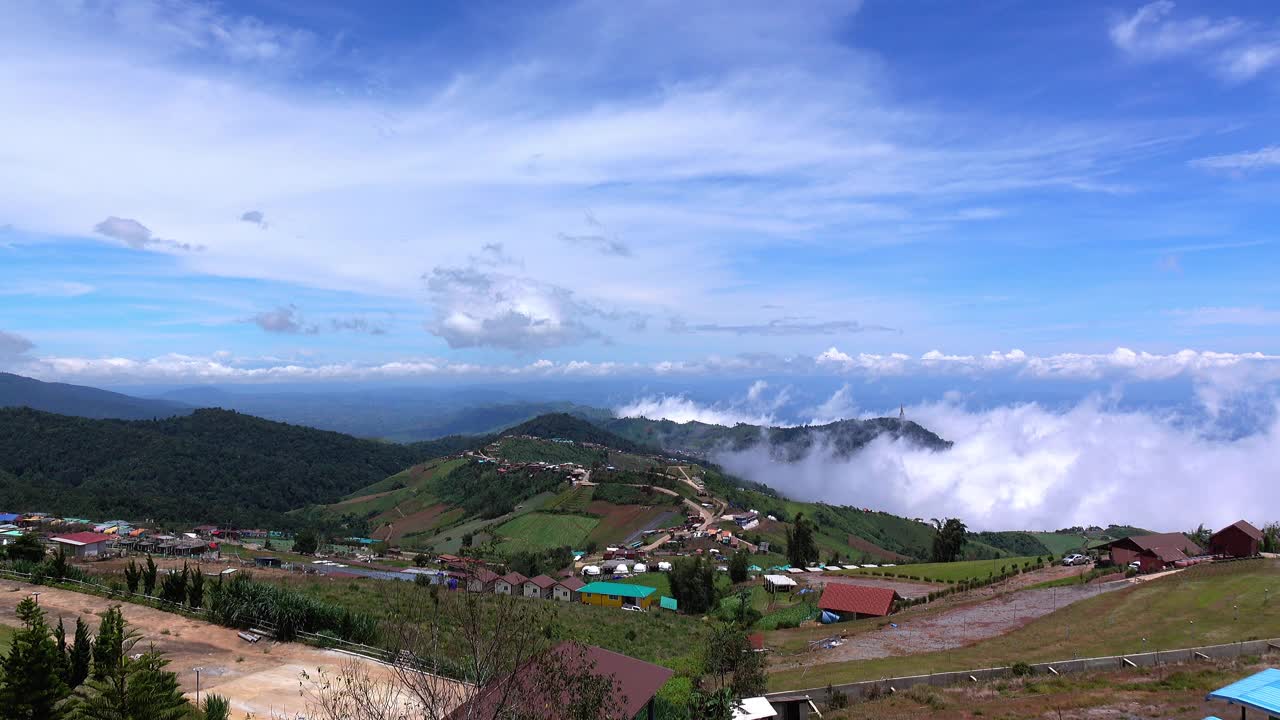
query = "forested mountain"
xmin=603 ymin=415 xmax=952 ymax=460
xmin=155 ymin=385 xmax=609 ymax=441
xmin=0 ymin=372 xmax=191 ymax=420
xmin=503 ymin=413 xmax=657 ymax=454
xmin=0 ymin=407 xmax=451 ymax=526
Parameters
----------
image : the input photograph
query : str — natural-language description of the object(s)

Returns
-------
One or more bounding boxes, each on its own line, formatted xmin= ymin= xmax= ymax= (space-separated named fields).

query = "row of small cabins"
xmin=458 ymin=567 xmax=678 ymax=612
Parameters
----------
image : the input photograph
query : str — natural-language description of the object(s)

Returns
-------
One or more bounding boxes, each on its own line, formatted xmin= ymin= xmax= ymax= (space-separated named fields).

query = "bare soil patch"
xmin=373 ymin=503 xmax=451 ymax=543
xmin=0 ymin=581 xmax=466 ymax=718
xmin=846 ymin=535 xmax=910 ymax=563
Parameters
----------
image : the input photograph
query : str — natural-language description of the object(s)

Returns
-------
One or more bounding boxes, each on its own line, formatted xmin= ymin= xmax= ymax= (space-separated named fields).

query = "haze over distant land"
xmin=2 ymin=3 xmax=1278 ymax=534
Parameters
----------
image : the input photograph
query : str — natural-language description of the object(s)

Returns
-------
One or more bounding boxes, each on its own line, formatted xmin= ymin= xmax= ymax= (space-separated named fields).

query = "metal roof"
xmin=818 ymin=582 xmax=900 ymax=617
xmin=1206 ymin=668 xmax=1280 ymax=715
xmin=577 ymin=581 xmax=656 ymax=599
xmin=660 ymin=596 xmax=678 ymax=610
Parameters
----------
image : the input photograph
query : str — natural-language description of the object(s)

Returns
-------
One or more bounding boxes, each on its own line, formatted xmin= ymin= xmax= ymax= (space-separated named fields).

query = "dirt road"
xmin=769 ymin=580 xmax=1123 ymax=670
xmin=0 ymin=581 xmax=466 ymax=718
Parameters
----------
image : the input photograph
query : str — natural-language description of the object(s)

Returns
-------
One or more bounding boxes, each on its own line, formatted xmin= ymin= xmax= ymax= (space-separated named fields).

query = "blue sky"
xmin=3 ymin=0 xmax=1280 ymax=386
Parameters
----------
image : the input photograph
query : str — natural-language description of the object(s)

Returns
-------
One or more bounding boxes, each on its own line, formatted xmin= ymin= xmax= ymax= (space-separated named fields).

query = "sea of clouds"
xmin=616 ymin=380 xmax=1280 ymax=533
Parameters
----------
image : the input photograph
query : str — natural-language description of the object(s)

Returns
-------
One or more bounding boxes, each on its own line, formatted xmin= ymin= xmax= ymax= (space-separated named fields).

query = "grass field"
xmin=1032 ymin=532 xmax=1090 ymax=555
xmin=544 ymin=485 xmax=594 ymax=512
xmin=493 ymin=437 xmax=607 ymax=466
xmin=835 ymin=556 xmax=1041 ymax=583
xmin=769 ymin=559 xmax=1280 ymax=690
xmin=0 ymin=624 xmax=14 ymax=654
xmin=494 ymin=511 xmax=599 ymax=552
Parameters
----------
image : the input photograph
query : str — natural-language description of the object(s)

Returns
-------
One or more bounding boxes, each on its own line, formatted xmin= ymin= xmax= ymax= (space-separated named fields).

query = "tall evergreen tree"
xmin=68 ymin=617 xmax=92 ymax=689
xmin=54 ymin=617 xmax=70 ymax=683
xmin=187 ymin=568 xmax=204 ymax=609
xmin=785 ymin=512 xmax=819 ymax=568
xmin=142 ymin=557 xmax=158 ymax=596
xmin=90 ymin=608 xmax=127 ymax=682
xmin=123 ymin=560 xmax=141 ymax=594
xmin=0 ymin=597 xmax=70 ymax=719
xmin=66 ymin=648 xmax=190 ymax=720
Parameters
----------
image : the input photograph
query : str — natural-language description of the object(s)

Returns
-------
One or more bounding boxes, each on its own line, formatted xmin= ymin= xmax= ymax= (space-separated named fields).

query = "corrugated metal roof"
xmin=660 ymin=596 xmax=677 ymax=610
xmin=578 ymin=581 xmax=656 ymax=599
xmin=818 ymin=583 xmax=900 ymax=617
xmin=1207 ymin=668 xmax=1280 ymax=715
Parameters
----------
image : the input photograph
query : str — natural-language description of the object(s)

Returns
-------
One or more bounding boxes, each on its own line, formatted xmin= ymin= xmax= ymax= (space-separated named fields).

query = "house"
xmin=523 ymin=574 xmax=557 ymax=599
xmin=445 ymin=642 xmax=673 ymax=720
xmin=553 ymin=577 xmax=584 ymax=602
xmin=1103 ymin=533 xmax=1205 ymax=572
xmin=467 ymin=569 xmax=501 ymax=593
xmin=817 ymin=583 xmax=901 ymax=620
xmin=495 ymin=571 xmax=527 ymax=595
xmin=1210 ymin=520 xmax=1264 ymax=558
xmin=734 ymin=511 xmax=759 ymax=528
xmin=578 ymin=581 xmax=659 ymax=610
xmin=49 ymin=532 xmax=115 ymax=559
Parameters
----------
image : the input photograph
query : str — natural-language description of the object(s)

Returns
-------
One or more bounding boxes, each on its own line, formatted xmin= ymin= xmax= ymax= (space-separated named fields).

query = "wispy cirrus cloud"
xmin=1109 ymin=1 xmax=1280 ymax=81
xmin=669 ymin=317 xmax=898 ymax=336
xmin=1192 ymin=146 xmax=1280 ymax=173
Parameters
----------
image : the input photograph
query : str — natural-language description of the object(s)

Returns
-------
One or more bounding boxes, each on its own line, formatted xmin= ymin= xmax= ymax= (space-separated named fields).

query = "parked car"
xmin=620 ymin=605 xmax=645 ymax=612
xmin=1062 ymin=553 xmax=1088 ymax=566
xmin=1128 ymin=560 xmax=1142 ymax=572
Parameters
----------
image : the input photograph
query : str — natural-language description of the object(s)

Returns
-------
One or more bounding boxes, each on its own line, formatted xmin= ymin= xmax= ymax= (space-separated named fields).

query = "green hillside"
xmin=0 ymin=371 xmax=191 ymax=420
xmin=504 ymin=413 xmax=655 ymax=454
xmin=0 ymin=407 xmax=445 ymax=525
xmin=605 ymin=415 xmax=951 ymax=459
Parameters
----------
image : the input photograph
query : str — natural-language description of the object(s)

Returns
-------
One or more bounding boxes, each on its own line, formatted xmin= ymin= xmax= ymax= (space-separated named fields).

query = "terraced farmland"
xmin=494 ymin=511 xmax=599 ymax=552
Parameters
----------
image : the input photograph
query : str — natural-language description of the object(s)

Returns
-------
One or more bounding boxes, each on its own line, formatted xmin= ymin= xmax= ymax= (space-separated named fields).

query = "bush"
xmin=826 ymin=684 xmax=849 ymax=710
xmin=1010 ymin=661 xmax=1034 ymax=677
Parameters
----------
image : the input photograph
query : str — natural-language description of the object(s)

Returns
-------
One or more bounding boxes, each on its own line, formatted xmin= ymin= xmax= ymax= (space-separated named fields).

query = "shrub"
xmin=1010 ymin=661 xmax=1033 ymax=677
xmin=826 ymin=684 xmax=849 ymax=710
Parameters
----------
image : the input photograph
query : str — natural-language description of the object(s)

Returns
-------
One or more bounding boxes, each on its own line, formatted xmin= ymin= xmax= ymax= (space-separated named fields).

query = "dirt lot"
xmin=770 ymin=580 xmax=1123 ymax=670
xmin=0 ymin=581 xmax=466 ymax=718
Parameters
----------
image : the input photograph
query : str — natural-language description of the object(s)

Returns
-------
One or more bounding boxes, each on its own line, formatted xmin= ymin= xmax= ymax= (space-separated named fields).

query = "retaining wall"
xmin=768 ymin=637 xmax=1280 ymax=703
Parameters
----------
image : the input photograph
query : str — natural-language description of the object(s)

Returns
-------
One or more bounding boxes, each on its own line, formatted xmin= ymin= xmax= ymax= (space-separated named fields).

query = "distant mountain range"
xmin=0 ymin=372 xmax=192 ymax=420
xmin=604 ymin=415 xmax=953 ymax=459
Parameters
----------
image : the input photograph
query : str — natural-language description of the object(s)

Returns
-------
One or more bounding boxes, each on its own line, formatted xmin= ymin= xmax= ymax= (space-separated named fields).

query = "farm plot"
xmin=544 ymin=485 xmax=594 ymax=512
xmin=584 ymin=502 xmax=680 ymax=546
xmin=495 ymin=512 xmax=599 ymax=552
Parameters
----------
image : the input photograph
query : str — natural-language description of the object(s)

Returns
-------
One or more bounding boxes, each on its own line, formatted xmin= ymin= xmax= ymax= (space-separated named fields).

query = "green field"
xmin=544 ymin=485 xmax=595 ymax=512
xmin=493 ymin=437 xmax=606 ymax=466
xmin=1032 ymin=532 xmax=1090 ymax=554
xmin=0 ymin=624 xmax=14 ymax=654
xmin=770 ymin=559 xmax=1280 ymax=689
xmin=835 ymin=556 xmax=1041 ymax=583
xmin=494 ymin=511 xmax=600 ymax=552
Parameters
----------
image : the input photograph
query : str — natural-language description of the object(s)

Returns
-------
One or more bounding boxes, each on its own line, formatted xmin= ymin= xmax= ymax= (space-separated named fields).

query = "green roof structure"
xmin=660 ymin=596 xmax=678 ymax=611
xmin=577 ymin=581 xmax=657 ymax=599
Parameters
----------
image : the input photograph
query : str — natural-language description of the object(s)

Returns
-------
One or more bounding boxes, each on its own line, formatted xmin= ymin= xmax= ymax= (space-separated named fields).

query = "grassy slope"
xmin=834 ymin=556 xmax=1041 ymax=583
xmin=1032 ymin=532 xmax=1091 ymax=554
xmin=492 ymin=437 xmax=606 ymax=466
xmin=770 ymin=559 xmax=1280 ymax=689
xmin=494 ymin=512 xmax=600 ymax=552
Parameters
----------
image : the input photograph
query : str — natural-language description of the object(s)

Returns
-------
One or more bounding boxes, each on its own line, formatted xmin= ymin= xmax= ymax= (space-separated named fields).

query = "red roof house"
xmin=495 ymin=571 xmax=528 ymax=595
xmin=553 ymin=576 xmax=585 ymax=602
xmin=466 ymin=568 xmax=501 ymax=593
xmin=445 ymin=643 xmax=673 ymax=720
xmin=1210 ymin=520 xmax=1264 ymax=558
xmin=818 ymin=583 xmax=901 ymax=619
xmin=50 ymin=532 xmax=115 ymax=558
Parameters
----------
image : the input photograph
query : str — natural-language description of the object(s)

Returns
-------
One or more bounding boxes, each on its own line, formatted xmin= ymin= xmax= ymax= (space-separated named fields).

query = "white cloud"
xmin=614 ymin=395 xmax=780 ymax=427
xmin=92 ymin=216 xmax=202 ymax=252
xmin=1109 ymin=1 xmax=1279 ymax=82
xmin=716 ymin=396 xmax=1280 ymax=532
xmin=1192 ymin=146 xmax=1280 ymax=173
xmin=0 ymin=0 xmax=1188 ymax=343
xmin=808 ymin=383 xmax=858 ymax=425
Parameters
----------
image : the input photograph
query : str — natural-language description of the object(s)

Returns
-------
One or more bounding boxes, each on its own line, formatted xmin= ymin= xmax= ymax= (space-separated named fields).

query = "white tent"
xmin=657 ymin=561 xmax=672 ymax=572
xmin=633 ymin=563 xmax=648 ymax=573
xmin=763 ymin=574 xmax=798 ymax=592
xmin=614 ymin=563 xmax=630 ymax=575
xmin=583 ymin=565 xmax=601 ymax=576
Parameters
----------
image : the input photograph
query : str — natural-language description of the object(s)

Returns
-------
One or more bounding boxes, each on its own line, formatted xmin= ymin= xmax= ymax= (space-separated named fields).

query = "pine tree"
xmin=123 ymin=560 xmax=141 ymax=594
xmin=68 ymin=617 xmax=92 ymax=689
xmin=90 ymin=608 xmax=127 ymax=682
xmin=0 ymin=597 xmax=71 ymax=719
xmin=66 ymin=648 xmax=190 ymax=720
xmin=188 ymin=568 xmax=204 ymax=609
xmin=142 ymin=557 xmax=158 ymax=596
xmin=54 ymin=617 xmax=70 ymax=683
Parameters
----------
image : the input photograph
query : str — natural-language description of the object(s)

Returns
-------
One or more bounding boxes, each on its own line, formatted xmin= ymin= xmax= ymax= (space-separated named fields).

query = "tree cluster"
xmin=784 ymin=512 xmax=819 ymax=568
xmin=931 ymin=518 xmax=968 ymax=563
xmin=0 ymin=600 xmax=227 ymax=720
xmin=669 ymin=556 xmax=719 ymax=615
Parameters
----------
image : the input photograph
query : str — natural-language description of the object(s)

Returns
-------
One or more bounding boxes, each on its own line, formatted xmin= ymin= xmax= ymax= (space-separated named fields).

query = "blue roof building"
xmin=1206 ymin=668 xmax=1280 ymax=718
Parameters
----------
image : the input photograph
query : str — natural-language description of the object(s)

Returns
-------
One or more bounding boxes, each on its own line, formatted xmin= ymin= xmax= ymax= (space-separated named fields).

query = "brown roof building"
xmin=1210 ymin=520 xmax=1263 ymax=558
xmin=1104 ymin=533 xmax=1204 ymax=573
xmin=818 ymin=583 xmax=901 ymax=619
xmin=445 ymin=642 xmax=673 ymax=720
